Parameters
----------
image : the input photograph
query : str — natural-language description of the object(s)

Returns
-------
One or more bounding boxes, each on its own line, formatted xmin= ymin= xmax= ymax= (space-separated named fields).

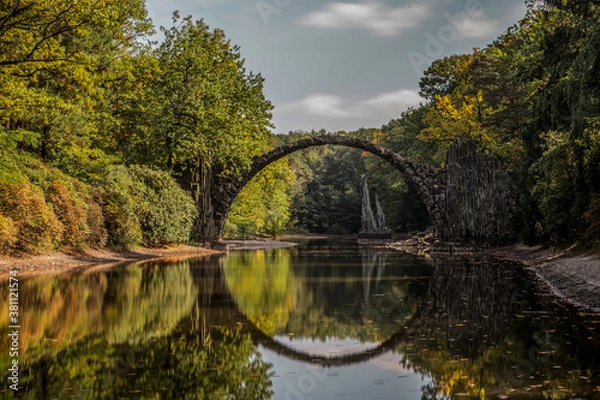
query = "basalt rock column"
xmin=439 ymin=140 xmax=514 ymax=244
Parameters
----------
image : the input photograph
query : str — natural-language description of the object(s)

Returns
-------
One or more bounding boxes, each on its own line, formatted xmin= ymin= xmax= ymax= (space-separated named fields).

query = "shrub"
xmin=0 ymin=149 xmax=110 ymax=252
xmin=69 ymin=179 xmax=108 ymax=249
xmin=46 ymin=180 xmax=88 ymax=247
xmin=0 ymin=214 xmax=17 ymax=252
xmin=100 ymin=166 xmax=144 ymax=248
xmin=0 ymin=180 xmax=63 ymax=253
xmin=100 ymin=165 xmax=197 ymax=248
xmin=0 ymin=149 xmax=194 ymax=252
xmin=128 ymin=165 xmax=197 ymax=246
xmin=85 ymin=194 xmax=108 ymax=248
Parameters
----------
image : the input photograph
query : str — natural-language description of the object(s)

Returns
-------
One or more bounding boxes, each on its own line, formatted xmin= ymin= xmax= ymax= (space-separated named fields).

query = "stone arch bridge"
xmin=185 ymin=136 xmax=513 ymax=246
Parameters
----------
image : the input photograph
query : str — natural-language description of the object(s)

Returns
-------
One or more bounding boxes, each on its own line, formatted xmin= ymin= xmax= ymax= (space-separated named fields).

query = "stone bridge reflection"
xmin=184 ymin=247 xmax=600 ymax=398
xmin=191 ymin=249 xmax=522 ymax=369
xmin=3 ymin=248 xmax=598 ymax=398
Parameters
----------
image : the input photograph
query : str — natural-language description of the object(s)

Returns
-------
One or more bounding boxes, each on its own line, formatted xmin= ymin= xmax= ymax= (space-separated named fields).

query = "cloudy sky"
xmin=144 ymin=0 xmax=528 ymax=134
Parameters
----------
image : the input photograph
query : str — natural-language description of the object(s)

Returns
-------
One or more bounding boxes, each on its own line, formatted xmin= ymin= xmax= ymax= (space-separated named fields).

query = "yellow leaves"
xmin=540 ymin=130 xmax=570 ymax=153
xmin=224 ymin=249 xmax=295 ymax=336
xmin=434 ymin=94 xmax=465 ymax=121
xmin=419 ymin=89 xmax=503 ymax=160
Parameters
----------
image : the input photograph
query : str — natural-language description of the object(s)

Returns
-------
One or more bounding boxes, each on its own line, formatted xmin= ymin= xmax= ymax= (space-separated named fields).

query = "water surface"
xmin=1 ymin=239 xmax=599 ymax=399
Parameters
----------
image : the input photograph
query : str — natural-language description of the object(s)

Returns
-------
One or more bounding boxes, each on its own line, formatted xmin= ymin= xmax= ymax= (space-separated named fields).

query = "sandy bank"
xmin=0 ymin=244 xmax=220 ymax=279
xmin=0 ymin=239 xmax=300 ymax=279
xmin=485 ymin=245 xmax=600 ymax=312
xmin=223 ymin=239 xmax=298 ymax=250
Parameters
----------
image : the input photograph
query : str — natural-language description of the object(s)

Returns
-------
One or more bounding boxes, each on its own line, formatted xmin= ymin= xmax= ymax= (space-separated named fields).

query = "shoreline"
xmin=0 ymin=239 xmax=298 ymax=279
xmin=1 ymin=238 xmax=598 ymax=313
xmin=223 ymin=239 xmax=298 ymax=251
xmin=0 ymin=244 xmax=222 ymax=279
xmin=483 ymin=244 xmax=600 ymax=313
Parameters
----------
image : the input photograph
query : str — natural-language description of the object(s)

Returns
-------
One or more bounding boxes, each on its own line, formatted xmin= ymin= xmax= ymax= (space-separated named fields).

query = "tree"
xmin=364 ymin=108 xmax=437 ymax=232
xmin=131 ymin=14 xmax=274 ymax=242
xmin=225 ymin=159 xmax=293 ymax=238
xmin=0 ymin=0 xmax=153 ymax=165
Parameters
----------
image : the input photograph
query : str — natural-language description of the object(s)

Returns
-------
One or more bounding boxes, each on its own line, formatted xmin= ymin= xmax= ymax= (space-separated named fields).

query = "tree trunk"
xmin=179 ymin=160 xmax=221 ymax=245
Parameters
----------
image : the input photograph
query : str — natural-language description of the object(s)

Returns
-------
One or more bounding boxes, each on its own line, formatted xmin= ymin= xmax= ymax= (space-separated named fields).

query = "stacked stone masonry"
xmin=202 ymin=136 xmax=513 ymax=246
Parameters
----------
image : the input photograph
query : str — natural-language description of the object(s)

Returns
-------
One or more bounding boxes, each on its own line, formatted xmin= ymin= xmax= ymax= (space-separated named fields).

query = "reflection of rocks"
xmin=412 ymin=258 xmax=520 ymax=360
xmin=360 ymin=249 xmax=388 ymax=305
xmin=398 ymin=257 xmax=600 ymax=398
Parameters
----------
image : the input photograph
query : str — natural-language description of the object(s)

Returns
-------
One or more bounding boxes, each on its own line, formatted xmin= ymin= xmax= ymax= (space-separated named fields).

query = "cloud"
xmin=279 ymin=94 xmax=351 ymax=118
xmin=459 ymin=14 xmax=502 ymax=38
xmin=358 ymin=89 xmax=423 ymax=114
xmin=278 ymin=89 xmax=422 ymax=120
xmin=298 ymin=1 xmax=433 ymax=37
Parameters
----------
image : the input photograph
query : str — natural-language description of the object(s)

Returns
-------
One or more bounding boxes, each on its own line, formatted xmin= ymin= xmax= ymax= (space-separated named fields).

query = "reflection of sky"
xmin=260 ymin=345 xmax=430 ymax=400
xmin=272 ymin=336 xmax=380 ymax=357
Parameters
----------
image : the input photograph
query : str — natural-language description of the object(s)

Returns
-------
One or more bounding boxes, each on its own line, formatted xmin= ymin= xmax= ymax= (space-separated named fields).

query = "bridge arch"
xmin=189 ymin=136 xmax=514 ymax=246
xmin=206 ymin=136 xmax=445 ymax=244
xmin=236 ymin=308 xmax=415 ymax=368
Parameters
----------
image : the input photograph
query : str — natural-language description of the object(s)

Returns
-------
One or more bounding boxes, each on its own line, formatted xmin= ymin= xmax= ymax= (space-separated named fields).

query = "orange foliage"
xmin=47 ymin=180 xmax=87 ymax=247
xmin=0 ymin=180 xmax=63 ymax=253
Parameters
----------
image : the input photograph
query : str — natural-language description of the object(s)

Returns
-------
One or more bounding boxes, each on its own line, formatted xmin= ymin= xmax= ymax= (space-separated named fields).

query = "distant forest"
xmin=1 ymin=0 xmax=599 ymax=253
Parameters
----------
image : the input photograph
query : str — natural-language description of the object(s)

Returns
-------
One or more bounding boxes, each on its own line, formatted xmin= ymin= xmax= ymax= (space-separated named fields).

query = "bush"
xmin=0 ymin=214 xmax=17 ymax=252
xmin=47 ymin=180 xmax=88 ymax=247
xmin=128 ymin=165 xmax=197 ymax=246
xmin=67 ymin=179 xmax=108 ymax=249
xmin=100 ymin=166 xmax=144 ymax=248
xmin=0 ymin=149 xmax=194 ymax=252
xmin=0 ymin=180 xmax=63 ymax=253
xmin=85 ymin=194 xmax=108 ymax=248
xmin=0 ymin=149 xmax=112 ymax=253
xmin=100 ymin=165 xmax=197 ymax=248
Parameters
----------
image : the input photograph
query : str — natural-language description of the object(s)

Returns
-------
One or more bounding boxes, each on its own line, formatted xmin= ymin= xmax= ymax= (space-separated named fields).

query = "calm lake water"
xmin=1 ymin=239 xmax=599 ymax=399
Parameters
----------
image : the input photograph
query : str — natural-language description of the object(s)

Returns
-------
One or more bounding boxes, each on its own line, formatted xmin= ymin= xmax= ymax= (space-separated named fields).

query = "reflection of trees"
xmin=16 ymin=327 xmax=273 ymax=399
xmin=397 ymin=259 xmax=600 ymax=399
xmin=102 ymin=262 xmax=198 ymax=344
xmin=0 ymin=272 xmax=108 ymax=354
xmin=224 ymin=247 xmax=429 ymax=343
xmin=415 ymin=259 xmax=520 ymax=359
xmin=0 ymin=257 xmax=273 ymax=399
xmin=224 ymin=249 xmax=296 ymax=335
xmin=0 ymin=260 xmax=198 ymax=369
